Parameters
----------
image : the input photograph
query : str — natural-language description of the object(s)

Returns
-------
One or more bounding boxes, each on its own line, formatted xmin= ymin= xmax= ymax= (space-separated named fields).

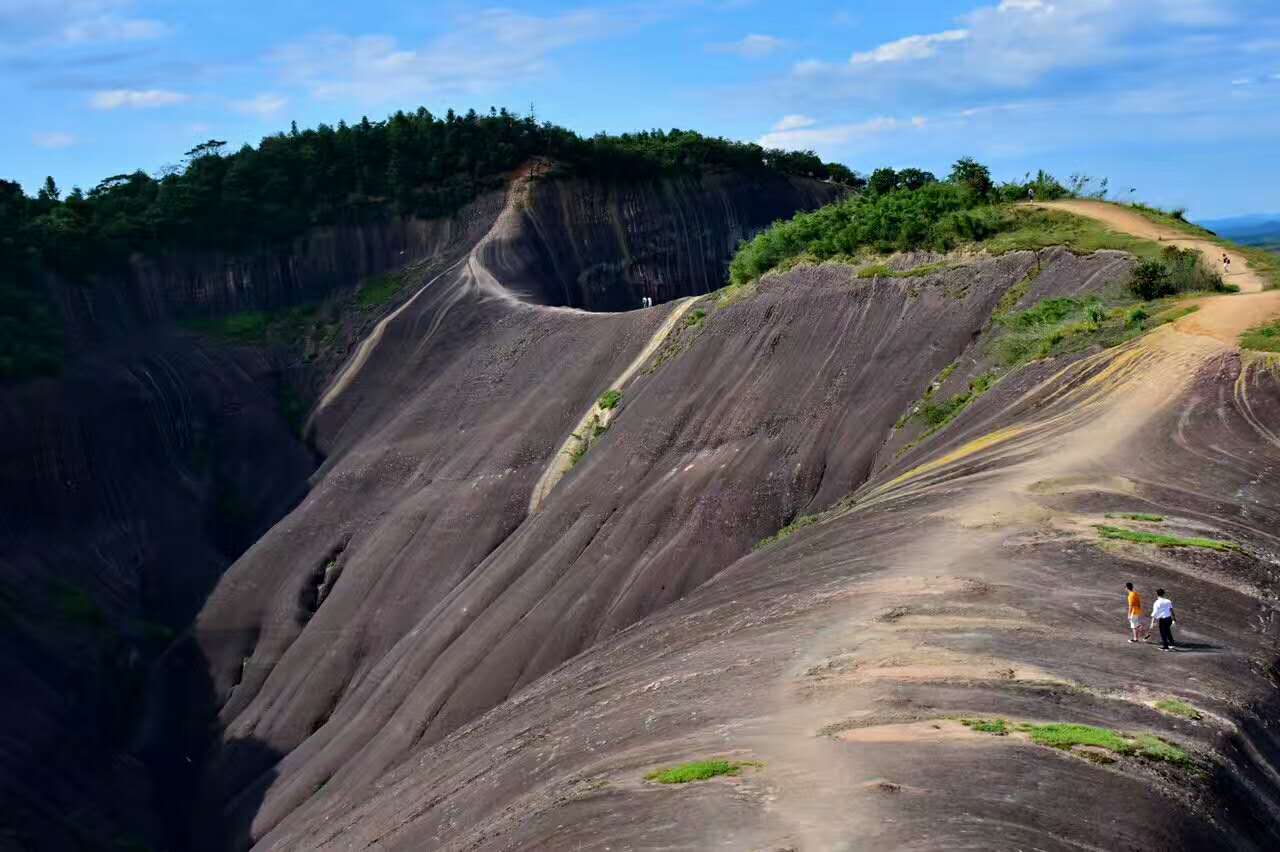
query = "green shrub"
xmin=684 ymin=308 xmax=706 ymax=328
xmin=1131 ymin=260 xmax=1173 ymax=300
xmin=597 ymin=389 xmax=622 ymax=410
xmin=729 ymin=181 xmax=990 ymax=286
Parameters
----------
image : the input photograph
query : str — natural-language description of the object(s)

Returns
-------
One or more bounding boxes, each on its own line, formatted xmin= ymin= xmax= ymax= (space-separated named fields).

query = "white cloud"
xmin=771 ymin=114 xmax=815 ymax=131
xmin=1231 ymin=78 xmax=1251 ymax=85
xmin=31 ymin=131 xmax=76 ymax=149
xmin=0 ymin=1 xmax=169 ymax=47
xmin=792 ymin=0 xmax=1250 ymax=95
xmin=710 ymin=34 xmax=786 ymax=58
xmin=850 ymin=29 xmax=969 ymax=64
xmin=270 ymin=8 xmax=628 ymax=103
xmin=232 ymin=92 xmax=288 ymax=117
xmin=758 ymin=115 xmax=924 ymax=150
xmin=90 ymin=88 xmax=188 ymax=109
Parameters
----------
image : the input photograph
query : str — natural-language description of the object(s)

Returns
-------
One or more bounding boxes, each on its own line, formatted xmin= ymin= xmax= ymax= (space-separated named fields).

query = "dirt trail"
xmin=1031 ymin=199 xmax=1266 ymax=293
xmin=1033 ymin=199 xmax=1280 ymax=344
xmin=528 ymin=297 xmax=699 ymax=512
xmin=746 ymin=202 xmax=1280 ymax=848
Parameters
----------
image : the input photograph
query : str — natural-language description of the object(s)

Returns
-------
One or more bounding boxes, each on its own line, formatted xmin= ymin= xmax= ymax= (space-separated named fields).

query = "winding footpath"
xmin=1033 ymin=199 xmax=1278 ymax=343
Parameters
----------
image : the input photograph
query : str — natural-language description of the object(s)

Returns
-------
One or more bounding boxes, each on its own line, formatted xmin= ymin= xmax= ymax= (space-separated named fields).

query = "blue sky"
xmin=3 ymin=0 xmax=1278 ymax=218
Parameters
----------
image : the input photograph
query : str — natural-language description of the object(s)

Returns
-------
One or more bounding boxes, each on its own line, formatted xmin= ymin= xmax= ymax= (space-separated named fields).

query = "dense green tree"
xmin=949 ymin=157 xmax=994 ymax=197
xmin=0 ymin=106 xmax=860 ymax=382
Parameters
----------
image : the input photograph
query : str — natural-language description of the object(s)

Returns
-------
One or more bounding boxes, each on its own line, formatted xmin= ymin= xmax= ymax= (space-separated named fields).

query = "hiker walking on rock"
xmin=1125 ymin=582 xmax=1147 ymax=643
xmin=1150 ymin=588 xmax=1176 ymax=650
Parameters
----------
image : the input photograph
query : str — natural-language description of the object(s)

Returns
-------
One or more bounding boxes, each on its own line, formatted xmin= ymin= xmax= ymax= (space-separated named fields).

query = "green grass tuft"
xmin=684 ymin=308 xmax=707 ymax=328
xmin=1024 ymin=723 xmax=1135 ymax=753
xmin=919 ymin=372 xmax=997 ymax=431
xmin=1105 ymin=512 xmax=1164 ymax=522
xmin=1132 ymin=734 xmax=1191 ymax=765
xmin=357 ymin=272 xmax=407 ymax=309
xmin=856 ymin=263 xmax=894 ymax=279
xmin=755 ymin=513 xmax=820 ymax=550
xmin=1154 ymin=699 xmax=1202 ymax=720
xmin=597 ymin=389 xmax=622 ymax=410
xmin=645 ymin=759 xmax=750 ymax=784
xmin=960 ymin=718 xmax=1008 ymax=735
xmin=1095 ymin=524 xmax=1239 ymax=552
xmin=184 ymin=311 xmax=270 ymax=344
xmin=1241 ymin=319 xmax=1280 ymax=353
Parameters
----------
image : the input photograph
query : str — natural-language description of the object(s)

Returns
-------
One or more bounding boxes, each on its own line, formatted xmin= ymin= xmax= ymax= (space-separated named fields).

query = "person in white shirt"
xmin=1150 ymin=589 xmax=1176 ymax=650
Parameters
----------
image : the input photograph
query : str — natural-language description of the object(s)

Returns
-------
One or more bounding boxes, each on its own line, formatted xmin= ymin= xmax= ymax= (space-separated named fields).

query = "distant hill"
xmin=1197 ymin=213 xmax=1280 ymax=252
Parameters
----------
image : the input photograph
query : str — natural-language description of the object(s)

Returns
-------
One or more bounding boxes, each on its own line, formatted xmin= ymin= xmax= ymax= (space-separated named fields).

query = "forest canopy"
xmin=1 ymin=106 xmax=857 ymax=381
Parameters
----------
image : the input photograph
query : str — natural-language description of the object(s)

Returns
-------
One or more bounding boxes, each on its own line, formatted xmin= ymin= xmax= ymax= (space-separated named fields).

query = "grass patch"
xmin=1096 ymin=524 xmax=1239 ymax=552
xmin=184 ymin=310 xmax=270 ymax=344
xmin=597 ymin=389 xmax=622 ymax=410
xmin=645 ymin=759 xmax=750 ymax=784
xmin=49 ymin=580 xmax=105 ymax=629
xmin=684 ymin=308 xmax=707 ymax=328
xmin=979 ymin=207 xmax=1165 ymax=260
xmin=356 ymin=271 xmax=407 ymax=309
xmin=1154 ymin=699 xmax=1202 ymax=720
xmin=1241 ymin=319 xmax=1280 ymax=353
xmin=919 ymin=372 xmax=997 ymax=431
xmin=1021 ymin=723 xmax=1189 ymax=765
xmin=755 ymin=513 xmax=820 ymax=550
xmin=856 ymin=263 xmax=893 ymax=279
xmin=960 ymin=718 xmax=1008 ymax=735
xmin=1106 ymin=512 xmax=1164 ymax=522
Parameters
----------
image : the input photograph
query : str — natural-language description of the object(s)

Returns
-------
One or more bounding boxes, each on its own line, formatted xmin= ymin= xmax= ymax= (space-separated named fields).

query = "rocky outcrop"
xmin=508 ymin=171 xmax=841 ymax=309
xmin=0 ymin=167 xmax=841 ymax=851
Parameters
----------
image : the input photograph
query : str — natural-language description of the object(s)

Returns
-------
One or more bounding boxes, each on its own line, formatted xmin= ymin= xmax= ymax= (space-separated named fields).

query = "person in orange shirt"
xmin=1125 ymin=582 xmax=1147 ymax=643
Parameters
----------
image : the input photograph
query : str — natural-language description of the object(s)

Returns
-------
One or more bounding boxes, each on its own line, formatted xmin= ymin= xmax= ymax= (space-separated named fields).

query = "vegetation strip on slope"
xmin=1095 ymin=525 xmax=1240 ymax=552
xmin=961 ymin=719 xmax=1191 ymax=766
xmin=645 ymin=759 xmax=756 ymax=784
xmin=528 ymin=297 xmax=698 ymax=512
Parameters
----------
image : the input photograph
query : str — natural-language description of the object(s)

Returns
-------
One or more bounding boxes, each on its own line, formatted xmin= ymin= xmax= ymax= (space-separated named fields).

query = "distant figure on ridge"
xmin=1028 ymin=186 xmax=1036 ymax=202
xmin=1150 ymin=588 xmax=1177 ymax=650
xmin=1125 ymin=582 xmax=1147 ymax=643
xmin=1223 ymin=253 xmax=1231 ymax=276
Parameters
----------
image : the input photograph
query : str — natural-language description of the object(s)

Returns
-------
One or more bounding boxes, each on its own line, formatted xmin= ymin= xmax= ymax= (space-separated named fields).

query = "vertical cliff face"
xmin=0 ymin=167 xmax=841 ymax=851
xmin=506 ymin=171 xmax=842 ymax=310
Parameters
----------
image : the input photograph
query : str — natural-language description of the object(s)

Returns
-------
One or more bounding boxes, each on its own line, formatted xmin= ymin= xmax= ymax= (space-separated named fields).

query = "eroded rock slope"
xmin=225 ymin=250 xmax=1280 ymax=850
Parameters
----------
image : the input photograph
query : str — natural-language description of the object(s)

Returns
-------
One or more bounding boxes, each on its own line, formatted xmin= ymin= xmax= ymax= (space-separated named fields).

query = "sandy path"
xmin=1031 ymin=199 xmax=1280 ymax=345
xmin=1031 ymin=199 xmax=1266 ymax=293
xmin=527 ymin=297 xmax=699 ymax=512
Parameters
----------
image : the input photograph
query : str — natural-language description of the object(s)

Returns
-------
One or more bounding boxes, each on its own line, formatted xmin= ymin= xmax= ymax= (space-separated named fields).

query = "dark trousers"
xmin=1157 ymin=617 xmax=1175 ymax=648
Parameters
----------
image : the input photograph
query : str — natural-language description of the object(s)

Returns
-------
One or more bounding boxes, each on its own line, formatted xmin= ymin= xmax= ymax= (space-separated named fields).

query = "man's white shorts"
xmin=1128 ymin=615 xmax=1144 ymax=629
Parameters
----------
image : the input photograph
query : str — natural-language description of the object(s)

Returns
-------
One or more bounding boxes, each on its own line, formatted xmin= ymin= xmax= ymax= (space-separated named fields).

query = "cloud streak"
xmin=269 ymin=7 xmax=635 ymax=104
xmin=90 ymin=88 xmax=188 ymax=109
xmin=31 ymin=130 xmax=76 ymax=149
xmin=709 ymin=34 xmax=787 ymax=58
